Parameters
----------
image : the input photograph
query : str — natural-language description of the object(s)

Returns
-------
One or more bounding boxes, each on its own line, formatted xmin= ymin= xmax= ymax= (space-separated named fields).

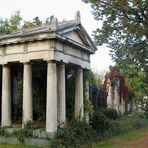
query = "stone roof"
xmin=0 ymin=12 xmax=97 ymax=54
xmin=0 ymin=20 xmax=77 ymax=39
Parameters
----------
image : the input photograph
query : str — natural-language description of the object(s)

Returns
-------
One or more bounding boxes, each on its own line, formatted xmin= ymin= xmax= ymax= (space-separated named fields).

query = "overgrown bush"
xmin=90 ymin=110 xmax=121 ymax=139
xmin=13 ymin=128 xmax=33 ymax=143
xmin=103 ymin=108 xmax=119 ymax=120
xmin=0 ymin=127 xmax=10 ymax=137
xmin=49 ymin=118 xmax=96 ymax=148
xmin=90 ymin=110 xmax=111 ymax=133
xmin=115 ymin=116 xmax=148 ymax=135
xmin=131 ymin=118 xmax=148 ymax=129
xmin=49 ymin=111 xmax=120 ymax=148
xmin=13 ymin=121 xmax=33 ymax=143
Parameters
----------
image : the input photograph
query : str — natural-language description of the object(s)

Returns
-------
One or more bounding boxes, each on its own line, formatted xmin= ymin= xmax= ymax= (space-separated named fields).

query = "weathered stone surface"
xmin=0 ymin=14 xmax=97 ymax=132
xmin=46 ymin=62 xmax=57 ymax=132
xmin=23 ymin=63 xmax=33 ymax=124
xmin=1 ymin=65 xmax=11 ymax=127
xmin=57 ymin=64 xmax=66 ymax=125
xmin=75 ymin=68 xmax=84 ymax=117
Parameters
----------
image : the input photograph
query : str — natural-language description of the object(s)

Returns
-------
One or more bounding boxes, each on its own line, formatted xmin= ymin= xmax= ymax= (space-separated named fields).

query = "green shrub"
xmin=90 ymin=109 xmax=122 ymax=140
xmin=131 ymin=118 xmax=148 ymax=129
xmin=23 ymin=121 xmax=32 ymax=129
xmin=115 ymin=117 xmax=134 ymax=134
xmin=106 ymin=121 xmax=120 ymax=137
xmin=103 ymin=108 xmax=119 ymax=120
xmin=49 ymin=119 xmax=96 ymax=148
xmin=9 ymin=115 xmax=148 ymax=147
xmin=13 ymin=129 xmax=33 ymax=143
xmin=0 ymin=127 xmax=10 ymax=137
xmin=90 ymin=110 xmax=111 ymax=133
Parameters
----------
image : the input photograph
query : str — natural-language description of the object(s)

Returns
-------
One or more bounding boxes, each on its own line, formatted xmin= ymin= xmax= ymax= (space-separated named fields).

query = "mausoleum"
xmin=0 ymin=12 xmax=97 ymax=132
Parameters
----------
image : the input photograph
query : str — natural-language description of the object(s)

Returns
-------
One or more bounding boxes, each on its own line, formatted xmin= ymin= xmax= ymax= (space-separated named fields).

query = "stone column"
xmin=85 ymin=76 xmax=89 ymax=100
xmin=84 ymin=74 xmax=89 ymax=122
xmin=57 ymin=64 xmax=66 ymax=125
xmin=46 ymin=62 xmax=57 ymax=132
xmin=1 ymin=65 xmax=12 ymax=127
xmin=114 ymin=86 xmax=119 ymax=113
xmin=23 ymin=63 xmax=33 ymax=124
xmin=75 ymin=68 xmax=84 ymax=118
xmin=107 ymin=81 xmax=113 ymax=108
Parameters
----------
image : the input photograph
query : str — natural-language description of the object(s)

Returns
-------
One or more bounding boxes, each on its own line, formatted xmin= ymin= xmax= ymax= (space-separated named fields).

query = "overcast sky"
xmin=0 ymin=0 xmax=114 ymax=72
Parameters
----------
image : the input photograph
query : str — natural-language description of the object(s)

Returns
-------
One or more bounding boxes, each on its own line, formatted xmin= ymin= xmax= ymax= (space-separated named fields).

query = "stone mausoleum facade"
xmin=0 ymin=12 xmax=97 ymax=132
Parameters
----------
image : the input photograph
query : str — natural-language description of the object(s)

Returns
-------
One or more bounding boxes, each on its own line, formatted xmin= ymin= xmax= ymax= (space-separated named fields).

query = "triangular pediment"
xmin=57 ymin=23 xmax=97 ymax=53
xmin=63 ymin=30 xmax=89 ymax=46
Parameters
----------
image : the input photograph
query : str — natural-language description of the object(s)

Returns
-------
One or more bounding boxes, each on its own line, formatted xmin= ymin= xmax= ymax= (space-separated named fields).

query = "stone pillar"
xmin=107 ymin=82 xmax=113 ymax=108
xmin=84 ymin=74 xmax=89 ymax=122
xmin=23 ymin=63 xmax=33 ymax=124
xmin=57 ymin=64 xmax=66 ymax=125
xmin=1 ymin=65 xmax=12 ymax=127
xmin=114 ymin=86 xmax=119 ymax=113
xmin=46 ymin=62 xmax=57 ymax=132
xmin=75 ymin=68 xmax=84 ymax=118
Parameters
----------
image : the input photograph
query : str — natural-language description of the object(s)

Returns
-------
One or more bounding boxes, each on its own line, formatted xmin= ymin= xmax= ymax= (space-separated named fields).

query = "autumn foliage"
xmin=103 ymin=68 xmax=129 ymax=105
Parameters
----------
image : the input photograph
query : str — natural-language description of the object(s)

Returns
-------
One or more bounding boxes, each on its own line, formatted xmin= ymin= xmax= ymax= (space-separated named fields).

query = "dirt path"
xmin=131 ymin=137 xmax=148 ymax=148
xmin=108 ymin=127 xmax=148 ymax=148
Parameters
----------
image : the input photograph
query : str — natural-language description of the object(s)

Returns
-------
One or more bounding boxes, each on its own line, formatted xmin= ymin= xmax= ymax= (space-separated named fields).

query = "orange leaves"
xmin=133 ymin=0 xmax=140 ymax=5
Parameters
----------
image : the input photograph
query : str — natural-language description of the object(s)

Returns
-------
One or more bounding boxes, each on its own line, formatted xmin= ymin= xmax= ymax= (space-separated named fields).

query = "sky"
xmin=0 ymin=0 xmax=114 ymax=72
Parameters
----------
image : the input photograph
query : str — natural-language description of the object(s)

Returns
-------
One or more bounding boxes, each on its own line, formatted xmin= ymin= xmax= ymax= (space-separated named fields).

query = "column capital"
xmin=19 ymin=60 xmax=30 ymax=63
xmin=77 ymin=66 xmax=83 ymax=69
xmin=75 ymin=66 xmax=83 ymax=72
xmin=46 ymin=60 xmax=57 ymax=64
xmin=58 ymin=62 xmax=65 ymax=65
xmin=22 ymin=62 xmax=32 ymax=65
xmin=2 ymin=64 xmax=9 ymax=67
xmin=58 ymin=63 xmax=65 ymax=67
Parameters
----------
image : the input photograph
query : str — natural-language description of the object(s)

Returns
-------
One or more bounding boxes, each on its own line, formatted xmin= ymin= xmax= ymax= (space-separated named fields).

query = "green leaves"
xmin=83 ymin=0 xmax=148 ymax=71
xmin=0 ymin=11 xmax=55 ymax=33
xmin=0 ymin=11 xmax=22 ymax=34
xmin=83 ymin=0 xmax=148 ymax=100
xmin=120 ymin=64 xmax=147 ymax=101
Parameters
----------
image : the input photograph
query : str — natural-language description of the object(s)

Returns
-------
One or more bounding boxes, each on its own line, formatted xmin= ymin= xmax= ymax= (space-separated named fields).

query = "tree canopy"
xmin=83 ymin=0 xmax=148 ymax=97
xmin=0 ymin=11 xmax=55 ymax=34
xmin=83 ymin=0 xmax=147 ymax=70
xmin=120 ymin=64 xmax=147 ymax=100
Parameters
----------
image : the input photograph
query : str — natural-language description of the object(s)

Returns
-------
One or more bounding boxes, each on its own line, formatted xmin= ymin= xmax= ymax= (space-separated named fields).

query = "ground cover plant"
xmin=0 ymin=143 xmax=40 ymax=148
xmin=48 ymin=108 xmax=148 ymax=148
xmin=0 ymin=108 xmax=147 ymax=148
xmin=95 ymin=126 xmax=148 ymax=148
